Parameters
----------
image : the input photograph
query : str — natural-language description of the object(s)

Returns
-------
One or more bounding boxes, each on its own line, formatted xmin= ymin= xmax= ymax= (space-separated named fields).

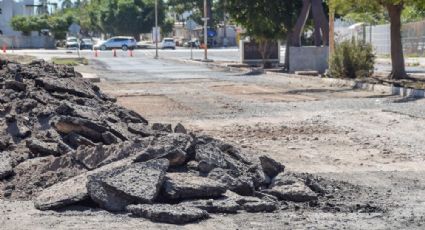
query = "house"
xmin=0 ymin=0 xmax=55 ymax=49
xmin=0 ymin=0 xmax=35 ymax=36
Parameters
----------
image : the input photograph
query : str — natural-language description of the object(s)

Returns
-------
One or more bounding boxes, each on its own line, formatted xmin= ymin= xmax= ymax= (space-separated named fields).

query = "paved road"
xmin=9 ymin=48 xmax=425 ymax=74
xmin=2 ymin=47 xmax=425 ymax=230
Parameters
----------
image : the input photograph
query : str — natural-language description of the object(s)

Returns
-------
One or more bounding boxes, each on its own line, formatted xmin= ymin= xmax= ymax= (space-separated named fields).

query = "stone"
xmin=101 ymin=131 xmax=119 ymax=145
xmin=34 ymin=159 xmax=132 ymax=210
xmin=195 ymin=143 xmax=228 ymax=173
xmin=270 ymin=173 xmax=303 ymax=187
xmin=222 ymin=191 xmax=277 ymax=213
xmin=183 ymin=198 xmax=240 ymax=213
xmin=173 ymin=123 xmax=187 ymax=134
xmin=102 ymin=159 xmax=169 ymax=203
xmin=134 ymin=147 xmax=186 ymax=166
xmin=127 ymin=204 xmax=209 ymax=224
xmin=34 ymin=77 xmax=98 ymax=98
xmin=163 ymin=173 xmax=227 ymax=200
xmin=134 ymin=134 xmax=193 ymax=166
xmin=151 ymin=123 xmax=172 ymax=133
xmin=0 ymin=136 xmax=11 ymax=151
xmin=26 ymin=139 xmax=60 ymax=156
xmin=259 ymin=155 xmax=285 ymax=178
xmin=0 ymin=152 xmax=13 ymax=180
xmin=128 ymin=123 xmax=154 ymax=137
xmin=73 ymin=141 xmax=148 ymax=170
xmin=266 ymin=182 xmax=318 ymax=202
xmin=242 ymin=200 xmax=278 ymax=213
xmin=34 ymin=173 xmax=89 ymax=210
xmin=52 ymin=116 xmax=108 ymax=142
xmin=87 ymin=168 xmax=132 ymax=212
xmin=5 ymin=80 xmax=26 ymax=91
xmin=208 ymin=168 xmax=254 ymax=196
xmin=63 ymin=132 xmax=95 ymax=149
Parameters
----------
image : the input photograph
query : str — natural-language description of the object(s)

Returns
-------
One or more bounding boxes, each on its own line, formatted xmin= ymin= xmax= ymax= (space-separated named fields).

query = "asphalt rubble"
xmin=0 ymin=60 xmax=383 ymax=225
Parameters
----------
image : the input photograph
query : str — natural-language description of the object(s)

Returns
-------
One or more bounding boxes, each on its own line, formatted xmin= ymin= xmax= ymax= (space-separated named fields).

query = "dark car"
xmin=80 ymin=38 xmax=94 ymax=50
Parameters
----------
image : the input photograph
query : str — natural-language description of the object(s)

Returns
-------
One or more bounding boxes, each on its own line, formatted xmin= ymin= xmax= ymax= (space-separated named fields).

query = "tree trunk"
xmin=291 ymin=0 xmax=311 ymax=47
xmin=387 ymin=4 xmax=408 ymax=79
xmin=285 ymin=34 xmax=291 ymax=71
xmin=311 ymin=0 xmax=329 ymax=46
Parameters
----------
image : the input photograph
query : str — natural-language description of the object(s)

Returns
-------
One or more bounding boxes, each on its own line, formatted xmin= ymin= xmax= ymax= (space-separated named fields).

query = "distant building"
xmin=0 ymin=0 xmax=35 ymax=36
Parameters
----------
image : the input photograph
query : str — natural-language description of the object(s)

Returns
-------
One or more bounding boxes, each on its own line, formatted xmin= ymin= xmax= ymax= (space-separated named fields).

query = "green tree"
xmin=226 ymin=0 xmax=302 ymax=68
xmin=333 ymin=0 xmax=425 ymax=79
xmin=11 ymin=15 xmax=50 ymax=36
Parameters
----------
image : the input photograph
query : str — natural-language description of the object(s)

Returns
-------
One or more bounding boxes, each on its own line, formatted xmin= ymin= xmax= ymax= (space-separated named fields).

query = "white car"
xmin=94 ymin=36 xmax=137 ymax=51
xmin=66 ymin=37 xmax=79 ymax=49
xmin=161 ymin=38 xmax=176 ymax=49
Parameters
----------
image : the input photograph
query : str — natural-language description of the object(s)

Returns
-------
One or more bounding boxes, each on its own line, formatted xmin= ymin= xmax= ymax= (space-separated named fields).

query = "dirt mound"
xmin=0 ymin=61 xmax=382 ymax=224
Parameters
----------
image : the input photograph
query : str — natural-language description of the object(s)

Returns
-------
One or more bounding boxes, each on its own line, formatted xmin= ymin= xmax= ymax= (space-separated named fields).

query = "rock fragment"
xmin=259 ymin=155 xmax=285 ymax=178
xmin=102 ymin=159 xmax=169 ymax=203
xmin=183 ymin=198 xmax=240 ymax=213
xmin=127 ymin=204 xmax=209 ymax=224
xmin=266 ymin=182 xmax=318 ymax=202
xmin=34 ymin=159 xmax=131 ymax=210
xmin=163 ymin=173 xmax=227 ymax=200
xmin=151 ymin=123 xmax=172 ymax=133
xmin=173 ymin=123 xmax=187 ymax=134
xmin=0 ymin=152 xmax=13 ymax=180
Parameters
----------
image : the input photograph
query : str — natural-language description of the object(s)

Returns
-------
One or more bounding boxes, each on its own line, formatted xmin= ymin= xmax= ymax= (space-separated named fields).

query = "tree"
xmin=11 ymin=15 xmax=50 ymax=36
xmin=333 ymin=0 xmax=425 ymax=79
xmin=226 ymin=0 xmax=302 ymax=68
xmin=61 ymin=0 xmax=73 ymax=9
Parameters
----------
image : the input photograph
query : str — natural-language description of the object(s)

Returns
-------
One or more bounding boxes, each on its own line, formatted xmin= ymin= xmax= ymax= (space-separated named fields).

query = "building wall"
xmin=0 ymin=0 xmax=35 ymax=36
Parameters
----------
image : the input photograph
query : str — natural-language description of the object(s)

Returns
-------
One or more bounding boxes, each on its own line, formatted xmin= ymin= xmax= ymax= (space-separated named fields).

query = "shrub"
xmin=329 ymin=39 xmax=375 ymax=79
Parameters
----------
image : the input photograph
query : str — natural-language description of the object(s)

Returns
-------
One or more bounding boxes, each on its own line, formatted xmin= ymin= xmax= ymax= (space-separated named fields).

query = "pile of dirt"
xmin=0 ymin=61 xmax=382 ymax=224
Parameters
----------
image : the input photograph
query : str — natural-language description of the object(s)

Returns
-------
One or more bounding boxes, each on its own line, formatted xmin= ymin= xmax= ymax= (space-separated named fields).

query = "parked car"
xmin=161 ymin=38 xmax=176 ymax=49
xmin=183 ymin=39 xmax=200 ymax=48
xmin=66 ymin=37 xmax=79 ymax=49
xmin=80 ymin=38 xmax=94 ymax=50
xmin=94 ymin=36 xmax=137 ymax=51
xmin=137 ymin=41 xmax=151 ymax=49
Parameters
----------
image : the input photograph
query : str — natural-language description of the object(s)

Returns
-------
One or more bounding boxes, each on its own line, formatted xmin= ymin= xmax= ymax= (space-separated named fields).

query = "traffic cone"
xmin=129 ymin=49 xmax=133 ymax=57
xmin=2 ymin=44 xmax=6 ymax=53
xmin=113 ymin=49 xmax=117 ymax=57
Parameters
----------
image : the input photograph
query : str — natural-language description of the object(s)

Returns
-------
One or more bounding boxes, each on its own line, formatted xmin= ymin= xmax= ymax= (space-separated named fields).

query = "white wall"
xmin=0 ymin=0 xmax=35 ymax=36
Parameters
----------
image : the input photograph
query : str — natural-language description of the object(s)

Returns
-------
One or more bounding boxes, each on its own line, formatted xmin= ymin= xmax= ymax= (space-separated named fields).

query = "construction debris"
xmin=0 ymin=61 xmax=376 ymax=225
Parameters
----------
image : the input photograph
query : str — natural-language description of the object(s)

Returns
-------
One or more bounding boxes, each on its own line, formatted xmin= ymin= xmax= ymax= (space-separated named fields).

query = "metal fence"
xmin=336 ymin=19 xmax=425 ymax=56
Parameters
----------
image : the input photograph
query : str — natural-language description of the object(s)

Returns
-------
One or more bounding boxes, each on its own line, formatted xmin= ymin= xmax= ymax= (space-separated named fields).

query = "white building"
xmin=0 ymin=0 xmax=35 ymax=36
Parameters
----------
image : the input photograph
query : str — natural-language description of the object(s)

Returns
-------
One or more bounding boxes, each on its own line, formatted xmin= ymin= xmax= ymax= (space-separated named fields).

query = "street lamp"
xmin=154 ymin=0 xmax=159 ymax=59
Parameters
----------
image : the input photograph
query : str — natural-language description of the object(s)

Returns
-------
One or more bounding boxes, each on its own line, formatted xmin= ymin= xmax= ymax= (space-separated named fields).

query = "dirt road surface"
xmin=1 ymin=54 xmax=425 ymax=229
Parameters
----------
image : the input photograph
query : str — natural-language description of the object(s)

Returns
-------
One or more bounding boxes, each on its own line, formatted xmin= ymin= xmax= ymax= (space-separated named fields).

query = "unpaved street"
xmin=1 ymin=53 xmax=425 ymax=229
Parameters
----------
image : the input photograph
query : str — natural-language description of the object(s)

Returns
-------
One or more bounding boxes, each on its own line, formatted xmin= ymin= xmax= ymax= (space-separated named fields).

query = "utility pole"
xmin=202 ymin=0 xmax=209 ymax=61
xmin=223 ymin=0 xmax=228 ymax=48
xmin=155 ymin=0 xmax=159 ymax=59
xmin=329 ymin=0 xmax=335 ymax=59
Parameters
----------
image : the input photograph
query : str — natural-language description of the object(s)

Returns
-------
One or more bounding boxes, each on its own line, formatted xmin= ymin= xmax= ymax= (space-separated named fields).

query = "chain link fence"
xmin=335 ymin=19 xmax=425 ymax=57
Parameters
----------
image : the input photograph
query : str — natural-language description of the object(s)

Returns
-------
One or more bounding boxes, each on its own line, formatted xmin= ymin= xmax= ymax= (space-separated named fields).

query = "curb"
xmin=265 ymin=71 xmax=425 ymax=98
xmin=157 ymin=56 xmax=425 ymax=99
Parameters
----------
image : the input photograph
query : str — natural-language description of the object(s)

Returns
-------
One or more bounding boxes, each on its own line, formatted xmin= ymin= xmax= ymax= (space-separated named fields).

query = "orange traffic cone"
xmin=113 ymin=49 xmax=117 ymax=57
xmin=129 ymin=49 xmax=133 ymax=57
xmin=2 ymin=44 xmax=6 ymax=53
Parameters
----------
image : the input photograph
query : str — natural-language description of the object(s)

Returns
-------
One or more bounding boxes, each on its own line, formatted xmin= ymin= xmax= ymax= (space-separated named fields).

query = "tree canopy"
xmin=332 ymin=0 xmax=425 ymax=79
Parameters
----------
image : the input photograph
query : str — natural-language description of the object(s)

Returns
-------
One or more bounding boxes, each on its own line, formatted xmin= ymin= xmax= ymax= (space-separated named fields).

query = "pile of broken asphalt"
xmin=0 ymin=60 xmax=383 ymax=224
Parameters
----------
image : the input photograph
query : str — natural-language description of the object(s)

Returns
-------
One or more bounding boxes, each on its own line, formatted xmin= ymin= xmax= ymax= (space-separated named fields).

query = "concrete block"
xmin=289 ymin=46 xmax=329 ymax=74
